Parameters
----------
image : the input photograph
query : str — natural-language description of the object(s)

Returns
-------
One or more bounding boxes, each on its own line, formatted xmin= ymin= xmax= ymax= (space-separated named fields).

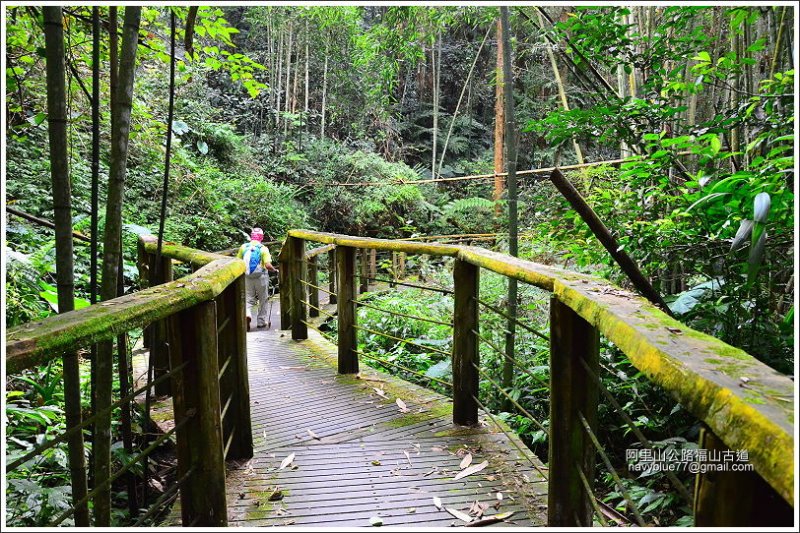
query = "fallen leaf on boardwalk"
xmin=371 ymin=460 xmax=382 ymax=466
xmin=404 ymin=450 xmax=412 ymax=466
xmin=496 ymin=492 xmax=503 ymax=501
xmin=369 ymin=516 xmax=383 ymax=526
xmin=267 ymin=487 xmax=284 ymax=501
xmin=396 ymin=398 xmax=409 ymax=412
xmin=433 ymin=496 xmax=443 ymax=510
xmin=279 ymin=366 xmax=306 ymax=370
xmin=463 ymin=511 xmax=515 ymax=528
xmin=279 ymin=453 xmax=295 ymax=469
xmin=408 ymin=508 xmax=416 ymax=514
xmin=307 ymin=429 xmax=321 ymax=440
xmin=471 ymin=501 xmax=489 ymax=518
xmin=485 ymin=475 xmax=496 ymax=481
xmin=373 ymin=387 xmax=389 ymax=399
xmin=446 ymin=507 xmax=473 ymax=523
xmin=453 ymin=460 xmax=488 ymax=481
xmin=459 ymin=453 xmax=473 ymax=470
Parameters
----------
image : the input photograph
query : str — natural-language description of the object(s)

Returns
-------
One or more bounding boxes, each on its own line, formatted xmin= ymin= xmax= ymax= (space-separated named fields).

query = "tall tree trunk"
xmin=284 ymin=23 xmax=293 ymax=137
xmin=95 ymin=7 xmax=141 ymax=526
xmin=304 ymin=19 xmax=309 ymax=128
xmin=291 ymin=36 xmax=299 ymax=115
xmin=321 ymin=39 xmax=329 ymax=138
xmin=43 ymin=7 xmax=90 ymax=526
xmin=538 ymin=11 xmax=583 ymax=164
xmin=493 ymin=18 xmax=505 ymax=205
xmin=431 ymin=32 xmax=441 ymax=178
xmin=500 ymin=7 xmax=518 ymax=409
xmin=274 ymin=24 xmax=283 ymax=151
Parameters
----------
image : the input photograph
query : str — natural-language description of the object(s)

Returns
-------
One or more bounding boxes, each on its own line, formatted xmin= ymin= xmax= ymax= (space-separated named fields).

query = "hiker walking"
xmin=237 ymin=227 xmax=277 ymax=330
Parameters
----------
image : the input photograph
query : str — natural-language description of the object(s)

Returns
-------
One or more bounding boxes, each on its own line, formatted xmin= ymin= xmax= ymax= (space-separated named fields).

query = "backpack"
xmin=242 ymin=242 xmax=263 ymax=275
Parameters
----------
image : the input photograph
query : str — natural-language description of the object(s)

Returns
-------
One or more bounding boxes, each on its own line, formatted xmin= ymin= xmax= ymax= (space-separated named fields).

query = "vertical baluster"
xmin=151 ymin=255 xmax=173 ymax=396
xmin=287 ymin=236 xmax=307 ymax=340
xmin=308 ymin=255 xmax=319 ymax=318
xmin=359 ymin=248 xmax=369 ymax=294
xmin=337 ymin=246 xmax=358 ymax=374
xmin=391 ymin=252 xmax=398 ymax=287
xmin=548 ymin=297 xmax=599 ymax=527
xmin=369 ymin=249 xmax=377 ymax=281
xmin=168 ymin=301 xmax=228 ymax=526
xmin=327 ymin=249 xmax=337 ymax=304
xmin=279 ymin=250 xmax=291 ymax=330
xmin=452 ymin=259 xmax=479 ymax=425
xmin=398 ymin=252 xmax=406 ymax=279
xmin=216 ymin=277 xmax=253 ymax=459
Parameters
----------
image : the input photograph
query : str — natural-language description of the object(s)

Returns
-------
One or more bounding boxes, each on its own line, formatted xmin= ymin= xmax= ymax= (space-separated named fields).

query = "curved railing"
xmin=280 ymin=229 xmax=794 ymax=526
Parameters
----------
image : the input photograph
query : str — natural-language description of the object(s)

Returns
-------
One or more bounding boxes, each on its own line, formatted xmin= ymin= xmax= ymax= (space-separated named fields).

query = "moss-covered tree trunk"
xmin=94 ymin=6 xmax=141 ymax=526
xmin=500 ymin=7 xmax=518 ymax=408
xmin=43 ymin=6 xmax=90 ymax=526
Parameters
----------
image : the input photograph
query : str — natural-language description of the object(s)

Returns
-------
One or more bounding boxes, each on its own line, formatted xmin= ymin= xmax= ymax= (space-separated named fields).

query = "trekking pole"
xmin=266 ymin=271 xmax=277 ymax=329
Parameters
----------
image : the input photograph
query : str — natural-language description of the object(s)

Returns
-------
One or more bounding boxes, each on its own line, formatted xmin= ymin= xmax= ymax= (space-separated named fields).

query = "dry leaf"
xmin=369 ymin=516 xmax=383 ymax=526
xmin=403 ymin=450 xmax=412 ymax=466
xmin=453 ymin=460 xmax=488 ymax=481
xmin=279 ymin=453 xmax=295 ymax=469
xmin=307 ymin=429 xmax=321 ymax=440
xmin=373 ymin=387 xmax=388 ymax=399
xmin=445 ymin=507 xmax=473 ymax=523
xmin=497 ymin=492 xmax=503 ymax=501
xmin=460 ymin=453 xmax=473 ymax=470
xmin=433 ymin=496 xmax=443 ymax=510
xmin=396 ymin=398 xmax=409 ymax=412
xmin=371 ymin=460 xmax=382 ymax=466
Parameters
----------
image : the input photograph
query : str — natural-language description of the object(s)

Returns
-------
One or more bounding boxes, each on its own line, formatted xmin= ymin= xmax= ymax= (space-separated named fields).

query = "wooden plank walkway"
xmin=220 ymin=300 xmax=548 ymax=527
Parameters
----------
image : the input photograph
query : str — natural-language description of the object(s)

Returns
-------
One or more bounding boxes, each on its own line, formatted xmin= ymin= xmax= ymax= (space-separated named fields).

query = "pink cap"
xmin=250 ymin=227 xmax=264 ymax=242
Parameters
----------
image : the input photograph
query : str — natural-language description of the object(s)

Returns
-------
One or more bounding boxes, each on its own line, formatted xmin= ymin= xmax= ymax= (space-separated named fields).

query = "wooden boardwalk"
xmin=160 ymin=299 xmax=548 ymax=527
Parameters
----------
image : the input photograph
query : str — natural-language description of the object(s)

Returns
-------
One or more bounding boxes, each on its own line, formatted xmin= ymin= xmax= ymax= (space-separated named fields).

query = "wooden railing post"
xmin=369 ymin=249 xmax=377 ymax=280
xmin=694 ymin=427 xmax=793 ymax=526
xmin=150 ymin=254 xmax=173 ymax=396
xmin=308 ymin=256 xmax=319 ymax=318
xmin=390 ymin=252 xmax=398 ymax=287
xmin=287 ymin=236 xmax=308 ymax=340
xmin=327 ymin=249 xmax=337 ymax=304
xmin=548 ymin=297 xmax=599 ymax=527
xmin=452 ymin=259 xmax=479 ymax=425
xmin=168 ymin=300 xmax=228 ymax=526
xmin=359 ymin=248 xmax=369 ymax=294
xmin=337 ymin=246 xmax=358 ymax=374
xmin=279 ymin=254 xmax=291 ymax=330
xmin=215 ymin=276 xmax=253 ymax=460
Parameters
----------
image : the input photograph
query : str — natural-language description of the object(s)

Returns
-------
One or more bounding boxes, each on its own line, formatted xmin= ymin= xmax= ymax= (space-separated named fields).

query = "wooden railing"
xmin=6 ymin=234 xmax=253 ymax=527
xmin=279 ymin=229 xmax=794 ymax=527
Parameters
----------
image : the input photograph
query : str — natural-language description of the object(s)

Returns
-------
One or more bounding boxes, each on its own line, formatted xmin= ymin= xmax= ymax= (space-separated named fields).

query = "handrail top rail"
xmin=287 ymin=229 xmax=794 ymax=504
xmin=6 ymin=235 xmax=243 ymax=373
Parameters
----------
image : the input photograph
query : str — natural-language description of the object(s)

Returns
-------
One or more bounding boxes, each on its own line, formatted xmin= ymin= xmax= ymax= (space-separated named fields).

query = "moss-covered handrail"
xmin=288 ymin=229 xmax=794 ymax=505
xmin=6 ymin=236 xmax=243 ymax=373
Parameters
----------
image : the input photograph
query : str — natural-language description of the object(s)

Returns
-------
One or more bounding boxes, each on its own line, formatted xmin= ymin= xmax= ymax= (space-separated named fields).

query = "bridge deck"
xmin=160 ymin=300 xmax=548 ymax=527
